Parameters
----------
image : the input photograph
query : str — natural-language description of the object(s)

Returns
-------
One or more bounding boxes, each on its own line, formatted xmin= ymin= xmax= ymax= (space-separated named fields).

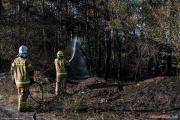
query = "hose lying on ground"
xmin=29 ymin=81 xmax=44 ymax=119
xmin=29 ymin=81 xmax=44 ymax=105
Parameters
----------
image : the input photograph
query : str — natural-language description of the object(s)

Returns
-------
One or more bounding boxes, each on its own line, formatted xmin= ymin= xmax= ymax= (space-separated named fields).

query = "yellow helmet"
xmin=57 ymin=50 xmax=64 ymax=58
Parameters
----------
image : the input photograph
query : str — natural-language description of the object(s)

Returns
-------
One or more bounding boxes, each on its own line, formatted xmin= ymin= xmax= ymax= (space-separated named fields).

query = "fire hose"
xmin=29 ymin=81 xmax=44 ymax=120
xmin=29 ymin=81 xmax=44 ymax=105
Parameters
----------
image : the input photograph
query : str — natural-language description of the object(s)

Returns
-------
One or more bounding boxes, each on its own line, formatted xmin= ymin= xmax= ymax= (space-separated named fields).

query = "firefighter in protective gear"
xmin=54 ymin=50 xmax=69 ymax=96
xmin=11 ymin=45 xmax=34 ymax=112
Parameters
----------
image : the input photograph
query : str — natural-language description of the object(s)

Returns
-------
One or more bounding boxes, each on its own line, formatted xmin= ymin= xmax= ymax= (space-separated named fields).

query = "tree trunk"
xmin=105 ymin=30 xmax=112 ymax=80
xmin=166 ymin=0 xmax=176 ymax=75
xmin=0 ymin=0 xmax=2 ymax=15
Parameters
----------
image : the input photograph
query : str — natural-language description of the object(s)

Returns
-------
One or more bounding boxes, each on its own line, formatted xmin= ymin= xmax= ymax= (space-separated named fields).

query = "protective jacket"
xmin=11 ymin=57 xmax=34 ymax=87
xmin=54 ymin=58 xmax=69 ymax=77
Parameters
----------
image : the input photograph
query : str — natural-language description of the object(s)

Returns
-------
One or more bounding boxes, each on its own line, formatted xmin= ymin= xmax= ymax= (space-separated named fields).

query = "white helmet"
xmin=19 ymin=45 xmax=28 ymax=57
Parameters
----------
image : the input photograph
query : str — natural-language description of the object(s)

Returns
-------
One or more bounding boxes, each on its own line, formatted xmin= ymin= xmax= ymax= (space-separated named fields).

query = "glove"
xmin=11 ymin=76 xmax=15 ymax=85
xmin=30 ymin=77 xmax=35 ymax=85
xmin=13 ymin=80 xmax=16 ymax=85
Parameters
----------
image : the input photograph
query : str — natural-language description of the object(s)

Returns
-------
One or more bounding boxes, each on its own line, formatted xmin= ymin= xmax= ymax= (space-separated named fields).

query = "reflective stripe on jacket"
xmin=54 ymin=58 xmax=68 ymax=76
xmin=11 ymin=57 xmax=33 ymax=86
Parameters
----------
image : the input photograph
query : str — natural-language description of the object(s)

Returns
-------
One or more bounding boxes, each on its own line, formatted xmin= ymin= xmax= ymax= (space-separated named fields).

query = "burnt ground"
xmin=0 ymin=72 xmax=180 ymax=120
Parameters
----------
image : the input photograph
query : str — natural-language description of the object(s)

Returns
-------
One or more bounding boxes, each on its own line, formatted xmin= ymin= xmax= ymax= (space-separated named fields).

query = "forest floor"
xmin=0 ymin=72 xmax=180 ymax=120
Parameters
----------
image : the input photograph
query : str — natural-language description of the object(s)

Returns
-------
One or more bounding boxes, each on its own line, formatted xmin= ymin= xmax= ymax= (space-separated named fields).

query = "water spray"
xmin=69 ymin=36 xmax=78 ymax=62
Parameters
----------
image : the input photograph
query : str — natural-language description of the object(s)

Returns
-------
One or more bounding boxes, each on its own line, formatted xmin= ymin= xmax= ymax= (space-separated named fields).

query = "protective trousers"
xmin=55 ymin=75 xmax=66 ymax=96
xmin=17 ymin=87 xmax=30 ymax=112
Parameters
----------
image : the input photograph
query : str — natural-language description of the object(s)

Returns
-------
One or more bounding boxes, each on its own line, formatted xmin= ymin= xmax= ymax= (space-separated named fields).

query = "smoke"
xmin=65 ymin=36 xmax=90 ymax=80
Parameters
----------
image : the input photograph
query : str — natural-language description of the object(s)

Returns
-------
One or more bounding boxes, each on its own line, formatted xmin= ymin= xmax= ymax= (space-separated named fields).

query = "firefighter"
xmin=54 ymin=50 xmax=69 ymax=96
xmin=11 ymin=45 xmax=34 ymax=112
